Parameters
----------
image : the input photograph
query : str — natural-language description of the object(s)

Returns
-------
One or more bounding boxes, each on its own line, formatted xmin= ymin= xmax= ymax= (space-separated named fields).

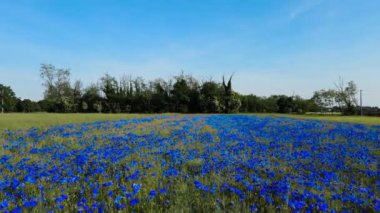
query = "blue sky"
xmin=1 ymin=0 xmax=379 ymax=106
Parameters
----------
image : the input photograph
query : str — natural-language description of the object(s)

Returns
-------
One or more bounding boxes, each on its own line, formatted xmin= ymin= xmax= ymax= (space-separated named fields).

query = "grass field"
xmin=0 ymin=113 xmax=379 ymax=131
xmin=0 ymin=113 xmax=146 ymax=131
xmin=0 ymin=114 xmax=379 ymax=212
xmin=253 ymin=113 xmax=380 ymax=126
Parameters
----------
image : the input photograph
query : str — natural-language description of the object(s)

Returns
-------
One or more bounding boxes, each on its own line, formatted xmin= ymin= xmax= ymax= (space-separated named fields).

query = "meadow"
xmin=1 ymin=113 xmax=380 ymax=131
xmin=0 ymin=114 xmax=379 ymax=212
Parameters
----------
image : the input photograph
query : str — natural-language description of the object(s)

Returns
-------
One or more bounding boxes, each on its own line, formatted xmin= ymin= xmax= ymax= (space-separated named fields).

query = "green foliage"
xmin=199 ymin=81 xmax=222 ymax=113
xmin=311 ymin=78 xmax=359 ymax=115
xmin=15 ymin=99 xmax=41 ymax=112
xmin=171 ymin=77 xmax=191 ymax=113
xmin=40 ymin=64 xmax=74 ymax=112
xmin=0 ymin=63 xmax=362 ymax=115
xmin=0 ymin=84 xmax=17 ymax=112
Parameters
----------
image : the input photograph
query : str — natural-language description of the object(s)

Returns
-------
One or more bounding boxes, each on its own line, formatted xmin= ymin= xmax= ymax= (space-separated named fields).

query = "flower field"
xmin=0 ymin=115 xmax=379 ymax=212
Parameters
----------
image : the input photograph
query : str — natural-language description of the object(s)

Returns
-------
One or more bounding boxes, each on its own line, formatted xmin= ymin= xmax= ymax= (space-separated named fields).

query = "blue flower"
xmin=0 ymin=200 xmax=8 ymax=210
xmin=250 ymin=204 xmax=258 ymax=212
xmin=115 ymin=203 xmax=126 ymax=210
xmin=318 ymin=202 xmax=328 ymax=212
xmin=129 ymin=198 xmax=140 ymax=206
xmin=194 ymin=180 xmax=203 ymax=190
xmin=11 ymin=207 xmax=22 ymax=213
xmin=374 ymin=198 xmax=380 ymax=211
xmin=102 ymin=181 xmax=113 ymax=187
xmin=108 ymin=190 xmax=114 ymax=198
xmin=159 ymin=188 xmax=168 ymax=194
xmin=132 ymin=183 xmax=142 ymax=195
xmin=55 ymin=194 xmax=68 ymax=203
xmin=24 ymin=176 xmax=36 ymax=184
xmin=24 ymin=200 xmax=38 ymax=208
xmin=149 ymin=190 xmax=156 ymax=199
xmin=114 ymin=195 xmax=123 ymax=204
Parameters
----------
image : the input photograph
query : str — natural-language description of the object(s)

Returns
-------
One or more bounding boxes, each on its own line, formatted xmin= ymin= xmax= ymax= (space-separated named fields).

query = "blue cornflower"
xmin=132 ymin=183 xmax=142 ymax=195
xmin=11 ymin=178 xmax=21 ymax=189
xmin=11 ymin=206 xmax=22 ymax=213
xmin=102 ymin=181 xmax=113 ymax=187
xmin=130 ymin=160 xmax=138 ymax=167
xmin=374 ymin=198 xmax=380 ymax=211
xmin=114 ymin=195 xmax=123 ymax=204
xmin=149 ymin=190 xmax=156 ymax=199
xmin=92 ymin=188 xmax=99 ymax=198
xmin=55 ymin=194 xmax=68 ymax=203
xmin=318 ymin=203 xmax=328 ymax=212
xmin=115 ymin=203 xmax=126 ymax=210
xmin=159 ymin=188 xmax=168 ymax=194
xmin=0 ymin=200 xmax=8 ymax=210
xmin=250 ymin=204 xmax=258 ymax=212
xmin=24 ymin=176 xmax=36 ymax=184
xmin=129 ymin=198 xmax=140 ymax=206
xmin=194 ymin=180 xmax=203 ymax=190
xmin=24 ymin=200 xmax=38 ymax=208
xmin=108 ymin=190 xmax=114 ymax=198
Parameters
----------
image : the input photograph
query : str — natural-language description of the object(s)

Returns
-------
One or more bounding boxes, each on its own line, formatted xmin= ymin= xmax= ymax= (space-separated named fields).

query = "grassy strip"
xmin=0 ymin=113 xmax=147 ymax=131
xmin=0 ymin=113 xmax=379 ymax=131
xmin=247 ymin=113 xmax=380 ymax=126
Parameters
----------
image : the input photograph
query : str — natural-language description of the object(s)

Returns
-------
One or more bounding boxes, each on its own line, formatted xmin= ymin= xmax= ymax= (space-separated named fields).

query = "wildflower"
xmin=24 ymin=176 xmax=36 ymax=184
xmin=129 ymin=198 xmax=140 ymax=206
xmin=0 ymin=200 xmax=8 ymax=210
xmin=194 ymin=180 xmax=203 ymax=190
xmin=55 ymin=194 xmax=68 ymax=203
xmin=374 ymin=198 xmax=380 ymax=211
xmin=102 ymin=181 xmax=113 ymax=187
xmin=149 ymin=190 xmax=156 ymax=199
xmin=114 ymin=195 xmax=123 ymax=204
xmin=132 ymin=183 xmax=142 ymax=195
xmin=250 ymin=204 xmax=258 ymax=212
xmin=108 ymin=190 xmax=114 ymax=198
xmin=115 ymin=203 xmax=126 ymax=210
xmin=11 ymin=207 xmax=22 ymax=213
xmin=24 ymin=200 xmax=38 ymax=208
xmin=159 ymin=188 xmax=168 ymax=194
xmin=92 ymin=188 xmax=99 ymax=198
xmin=318 ymin=202 xmax=328 ymax=212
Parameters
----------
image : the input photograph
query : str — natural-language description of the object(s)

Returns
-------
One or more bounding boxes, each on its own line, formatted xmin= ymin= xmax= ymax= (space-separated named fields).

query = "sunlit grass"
xmin=1 ymin=113 xmax=379 ymax=132
xmin=0 ymin=113 xmax=148 ymax=131
xmin=244 ymin=113 xmax=380 ymax=126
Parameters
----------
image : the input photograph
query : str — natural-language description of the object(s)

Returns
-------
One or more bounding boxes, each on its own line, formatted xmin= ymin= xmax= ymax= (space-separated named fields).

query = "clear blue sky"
xmin=1 ymin=0 xmax=379 ymax=106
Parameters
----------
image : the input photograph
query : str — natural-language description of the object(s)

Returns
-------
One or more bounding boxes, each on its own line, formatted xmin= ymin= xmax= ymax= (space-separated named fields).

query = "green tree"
xmin=276 ymin=95 xmax=295 ymax=113
xmin=131 ymin=77 xmax=150 ymax=113
xmin=221 ymin=76 xmax=241 ymax=113
xmin=82 ymin=84 xmax=102 ymax=112
xmin=171 ymin=74 xmax=191 ymax=113
xmin=150 ymin=79 xmax=170 ymax=113
xmin=100 ymin=74 xmax=119 ymax=112
xmin=72 ymin=80 xmax=83 ymax=112
xmin=311 ymin=89 xmax=336 ymax=113
xmin=40 ymin=64 xmax=73 ymax=112
xmin=239 ymin=95 xmax=266 ymax=113
xmin=335 ymin=78 xmax=358 ymax=115
xmin=16 ymin=99 xmax=41 ymax=112
xmin=0 ymin=84 xmax=17 ymax=112
xmin=200 ymin=81 xmax=222 ymax=113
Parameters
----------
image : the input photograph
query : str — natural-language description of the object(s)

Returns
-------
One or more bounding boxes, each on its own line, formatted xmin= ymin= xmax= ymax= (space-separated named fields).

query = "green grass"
xmin=0 ymin=113 xmax=379 ymax=131
xmin=0 ymin=113 xmax=145 ymax=131
xmin=251 ymin=113 xmax=380 ymax=126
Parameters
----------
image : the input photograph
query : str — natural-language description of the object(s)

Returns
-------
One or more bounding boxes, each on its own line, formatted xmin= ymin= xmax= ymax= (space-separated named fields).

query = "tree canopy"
xmin=0 ymin=64 xmax=371 ymax=115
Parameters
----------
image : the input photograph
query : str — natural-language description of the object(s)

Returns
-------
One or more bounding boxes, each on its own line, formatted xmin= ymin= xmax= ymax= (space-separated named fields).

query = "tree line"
xmin=1 ymin=64 xmax=377 ymax=115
